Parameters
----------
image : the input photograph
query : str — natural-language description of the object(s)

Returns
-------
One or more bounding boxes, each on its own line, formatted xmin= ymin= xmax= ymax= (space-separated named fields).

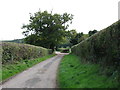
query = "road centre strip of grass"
xmin=57 ymin=54 xmax=119 ymax=88
xmin=1 ymin=54 xmax=55 ymax=82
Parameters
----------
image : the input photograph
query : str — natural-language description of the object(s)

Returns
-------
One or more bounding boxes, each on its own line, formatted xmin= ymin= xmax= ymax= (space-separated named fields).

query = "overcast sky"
xmin=0 ymin=0 xmax=119 ymax=40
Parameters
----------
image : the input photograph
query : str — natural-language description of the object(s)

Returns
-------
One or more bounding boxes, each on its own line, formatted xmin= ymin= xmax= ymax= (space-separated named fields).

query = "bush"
xmin=2 ymin=42 xmax=51 ymax=64
xmin=71 ymin=20 xmax=120 ymax=80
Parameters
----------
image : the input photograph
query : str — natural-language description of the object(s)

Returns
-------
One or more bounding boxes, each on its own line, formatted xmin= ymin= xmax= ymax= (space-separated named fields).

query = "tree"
xmin=22 ymin=10 xmax=73 ymax=51
xmin=78 ymin=34 xmax=89 ymax=42
xmin=70 ymin=32 xmax=83 ymax=45
xmin=60 ymin=29 xmax=77 ymax=47
xmin=88 ymin=29 xmax=98 ymax=36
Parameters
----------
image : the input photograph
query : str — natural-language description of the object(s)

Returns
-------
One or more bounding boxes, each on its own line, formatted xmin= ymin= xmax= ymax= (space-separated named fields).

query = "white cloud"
xmin=0 ymin=0 xmax=119 ymax=40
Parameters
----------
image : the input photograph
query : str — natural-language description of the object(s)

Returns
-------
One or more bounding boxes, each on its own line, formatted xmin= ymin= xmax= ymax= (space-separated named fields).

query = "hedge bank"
xmin=71 ymin=20 xmax=120 ymax=79
xmin=2 ymin=42 xmax=52 ymax=64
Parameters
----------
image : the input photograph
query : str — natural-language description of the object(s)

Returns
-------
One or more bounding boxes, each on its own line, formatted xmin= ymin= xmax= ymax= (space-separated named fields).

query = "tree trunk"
xmin=50 ymin=44 xmax=55 ymax=52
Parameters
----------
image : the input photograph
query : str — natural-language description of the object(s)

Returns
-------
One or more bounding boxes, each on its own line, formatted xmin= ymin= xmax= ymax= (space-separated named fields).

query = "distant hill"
xmin=2 ymin=39 xmax=24 ymax=43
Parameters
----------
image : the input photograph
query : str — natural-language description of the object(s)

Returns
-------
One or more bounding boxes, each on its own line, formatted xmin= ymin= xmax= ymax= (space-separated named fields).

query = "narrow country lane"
xmin=2 ymin=53 xmax=68 ymax=88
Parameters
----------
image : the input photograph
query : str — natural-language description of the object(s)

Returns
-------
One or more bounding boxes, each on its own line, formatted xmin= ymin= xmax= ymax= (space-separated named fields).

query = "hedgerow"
xmin=71 ymin=20 xmax=120 ymax=81
xmin=2 ymin=42 xmax=52 ymax=64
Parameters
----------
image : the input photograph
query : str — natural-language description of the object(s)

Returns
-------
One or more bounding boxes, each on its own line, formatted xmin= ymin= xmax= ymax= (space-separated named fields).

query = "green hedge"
xmin=71 ymin=20 xmax=120 ymax=77
xmin=2 ymin=42 xmax=51 ymax=64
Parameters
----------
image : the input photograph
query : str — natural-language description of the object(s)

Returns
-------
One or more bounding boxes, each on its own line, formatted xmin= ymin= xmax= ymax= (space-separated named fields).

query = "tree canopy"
xmin=88 ymin=30 xmax=98 ymax=36
xmin=70 ymin=32 xmax=84 ymax=45
xmin=22 ymin=10 xmax=73 ymax=51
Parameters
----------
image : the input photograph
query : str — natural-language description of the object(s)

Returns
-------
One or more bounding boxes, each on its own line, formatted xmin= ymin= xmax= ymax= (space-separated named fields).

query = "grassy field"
xmin=58 ymin=54 xmax=119 ymax=88
xmin=1 ymin=54 xmax=55 ymax=82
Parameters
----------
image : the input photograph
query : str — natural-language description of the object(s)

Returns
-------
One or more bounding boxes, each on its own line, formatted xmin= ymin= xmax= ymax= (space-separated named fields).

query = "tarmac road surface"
xmin=2 ymin=52 xmax=68 ymax=88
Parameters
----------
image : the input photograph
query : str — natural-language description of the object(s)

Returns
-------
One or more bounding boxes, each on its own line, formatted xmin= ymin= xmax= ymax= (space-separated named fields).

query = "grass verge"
xmin=1 ymin=54 xmax=55 ymax=82
xmin=58 ymin=54 xmax=119 ymax=88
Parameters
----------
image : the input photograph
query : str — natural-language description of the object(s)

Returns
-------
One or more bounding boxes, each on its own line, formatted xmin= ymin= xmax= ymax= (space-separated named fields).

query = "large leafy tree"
xmin=65 ymin=29 xmax=77 ymax=40
xmin=22 ymin=10 xmax=73 ymax=51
